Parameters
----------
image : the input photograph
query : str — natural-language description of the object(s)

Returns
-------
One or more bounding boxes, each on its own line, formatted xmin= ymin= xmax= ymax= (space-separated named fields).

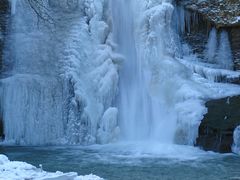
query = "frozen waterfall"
xmin=0 ymin=0 xmax=119 ymax=145
xmin=1 ymin=0 xmax=240 ymax=146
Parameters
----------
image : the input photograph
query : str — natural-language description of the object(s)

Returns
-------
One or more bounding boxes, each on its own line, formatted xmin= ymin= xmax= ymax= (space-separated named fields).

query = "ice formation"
xmin=1 ymin=0 xmax=119 ymax=145
xmin=205 ymin=28 xmax=217 ymax=63
xmin=205 ymin=28 xmax=233 ymax=70
xmin=0 ymin=154 xmax=102 ymax=180
xmin=10 ymin=0 xmax=18 ymax=15
xmin=233 ymin=126 xmax=240 ymax=155
xmin=216 ymin=31 xmax=233 ymax=70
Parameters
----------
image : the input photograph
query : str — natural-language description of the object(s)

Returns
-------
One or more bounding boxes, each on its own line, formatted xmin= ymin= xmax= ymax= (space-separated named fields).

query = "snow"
xmin=0 ymin=154 xmax=102 ymax=180
xmin=232 ymin=16 xmax=240 ymax=24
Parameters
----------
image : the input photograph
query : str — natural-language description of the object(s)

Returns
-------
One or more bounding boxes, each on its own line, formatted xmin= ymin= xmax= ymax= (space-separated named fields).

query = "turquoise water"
xmin=1 ymin=143 xmax=240 ymax=180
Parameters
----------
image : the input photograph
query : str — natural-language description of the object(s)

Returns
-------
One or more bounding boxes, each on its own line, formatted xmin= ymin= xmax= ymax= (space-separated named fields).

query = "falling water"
xmin=112 ymin=0 xmax=179 ymax=143
xmin=1 ymin=0 xmax=239 ymax=146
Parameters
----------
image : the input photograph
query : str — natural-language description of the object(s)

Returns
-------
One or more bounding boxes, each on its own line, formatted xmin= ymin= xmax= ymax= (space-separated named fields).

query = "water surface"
xmin=1 ymin=142 xmax=240 ymax=180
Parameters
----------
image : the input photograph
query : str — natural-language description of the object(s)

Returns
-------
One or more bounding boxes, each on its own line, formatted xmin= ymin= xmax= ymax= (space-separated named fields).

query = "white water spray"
xmin=111 ymin=0 xmax=187 ymax=143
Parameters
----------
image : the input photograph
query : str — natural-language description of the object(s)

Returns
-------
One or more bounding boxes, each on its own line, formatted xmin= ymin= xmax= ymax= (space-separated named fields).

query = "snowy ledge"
xmin=0 ymin=154 xmax=103 ymax=180
xmin=179 ymin=0 xmax=240 ymax=27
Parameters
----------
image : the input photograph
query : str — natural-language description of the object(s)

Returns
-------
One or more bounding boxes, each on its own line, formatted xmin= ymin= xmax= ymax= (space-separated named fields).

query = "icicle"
xmin=232 ymin=126 xmax=240 ymax=155
xmin=10 ymin=0 xmax=18 ymax=15
xmin=216 ymin=31 xmax=233 ymax=70
xmin=205 ymin=28 xmax=217 ymax=63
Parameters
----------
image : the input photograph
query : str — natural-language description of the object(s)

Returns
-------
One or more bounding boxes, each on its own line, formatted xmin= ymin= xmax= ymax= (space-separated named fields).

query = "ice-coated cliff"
xmin=1 ymin=0 xmax=119 ymax=145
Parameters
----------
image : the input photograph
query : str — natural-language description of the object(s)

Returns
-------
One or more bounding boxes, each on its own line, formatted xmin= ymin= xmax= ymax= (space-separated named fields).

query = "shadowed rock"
xmin=196 ymin=96 xmax=240 ymax=153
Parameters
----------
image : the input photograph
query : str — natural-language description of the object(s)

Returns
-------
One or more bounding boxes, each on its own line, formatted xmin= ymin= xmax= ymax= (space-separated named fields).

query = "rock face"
xmin=0 ymin=0 xmax=9 ymax=69
xmin=0 ymin=0 xmax=9 ymax=139
xmin=196 ymin=96 xmax=240 ymax=153
xmin=229 ymin=27 xmax=240 ymax=70
xmin=177 ymin=0 xmax=240 ymax=70
xmin=183 ymin=0 xmax=240 ymax=27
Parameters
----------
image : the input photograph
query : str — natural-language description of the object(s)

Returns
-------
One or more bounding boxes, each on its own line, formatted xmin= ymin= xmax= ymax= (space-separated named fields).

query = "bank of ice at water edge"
xmin=0 ymin=155 xmax=102 ymax=180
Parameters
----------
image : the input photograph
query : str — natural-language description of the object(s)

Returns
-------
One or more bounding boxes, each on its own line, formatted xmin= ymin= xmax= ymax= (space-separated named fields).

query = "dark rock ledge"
xmin=196 ymin=96 xmax=240 ymax=153
xmin=0 ymin=0 xmax=9 ymax=140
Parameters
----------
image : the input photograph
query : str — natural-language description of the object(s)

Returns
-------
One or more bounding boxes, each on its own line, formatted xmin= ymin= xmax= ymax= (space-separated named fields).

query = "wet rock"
xmin=196 ymin=96 xmax=240 ymax=153
xmin=229 ymin=27 xmax=240 ymax=70
xmin=0 ymin=0 xmax=10 ymax=70
xmin=0 ymin=118 xmax=3 ymax=140
xmin=0 ymin=0 xmax=9 ymax=140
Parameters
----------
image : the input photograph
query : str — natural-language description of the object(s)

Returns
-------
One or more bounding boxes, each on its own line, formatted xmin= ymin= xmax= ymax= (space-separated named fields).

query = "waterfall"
xmin=1 ymin=0 xmax=239 ymax=146
xmin=112 ymin=0 xmax=147 ymax=141
xmin=111 ymin=0 xmax=198 ymax=144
